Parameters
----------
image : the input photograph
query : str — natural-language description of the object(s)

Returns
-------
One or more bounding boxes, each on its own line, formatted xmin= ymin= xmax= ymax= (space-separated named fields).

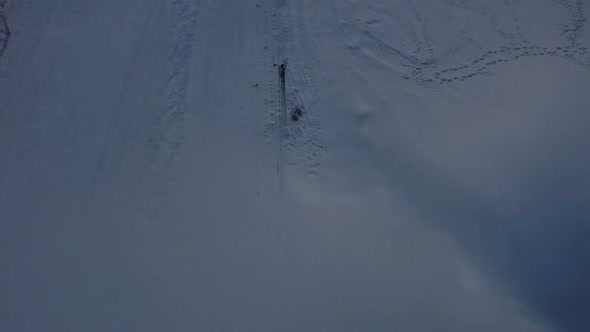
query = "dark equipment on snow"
xmin=291 ymin=107 xmax=303 ymax=121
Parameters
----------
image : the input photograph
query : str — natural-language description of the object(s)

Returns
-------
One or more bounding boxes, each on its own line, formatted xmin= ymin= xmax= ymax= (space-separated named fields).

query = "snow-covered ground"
xmin=1 ymin=0 xmax=589 ymax=331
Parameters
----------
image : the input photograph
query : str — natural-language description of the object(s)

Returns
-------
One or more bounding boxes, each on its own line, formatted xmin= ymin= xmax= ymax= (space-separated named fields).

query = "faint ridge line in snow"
xmin=276 ymin=60 xmax=287 ymax=176
xmin=362 ymin=30 xmax=418 ymax=67
xmin=258 ymin=2 xmax=276 ymax=163
xmin=257 ymin=0 xmax=284 ymax=189
xmin=0 ymin=8 xmax=10 ymax=57
xmin=331 ymin=3 xmax=417 ymax=69
xmin=254 ymin=2 xmax=263 ymax=206
xmin=154 ymin=0 xmax=200 ymax=168
xmin=279 ymin=61 xmax=287 ymax=130
xmin=270 ymin=0 xmax=285 ymax=188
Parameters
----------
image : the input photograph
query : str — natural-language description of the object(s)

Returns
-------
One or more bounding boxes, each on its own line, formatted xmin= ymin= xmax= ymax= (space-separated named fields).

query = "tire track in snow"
xmin=150 ymin=0 xmax=200 ymax=168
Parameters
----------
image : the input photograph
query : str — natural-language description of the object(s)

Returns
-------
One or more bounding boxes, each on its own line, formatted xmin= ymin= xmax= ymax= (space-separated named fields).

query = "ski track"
xmin=94 ymin=0 xmax=166 ymax=177
xmin=86 ymin=0 xmax=174 ymax=201
xmin=262 ymin=0 xmax=326 ymax=180
xmin=335 ymin=0 xmax=589 ymax=87
xmin=150 ymin=0 xmax=200 ymax=168
xmin=257 ymin=0 xmax=281 ymax=177
xmin=92 ymin=0 xmax=199 ymax=191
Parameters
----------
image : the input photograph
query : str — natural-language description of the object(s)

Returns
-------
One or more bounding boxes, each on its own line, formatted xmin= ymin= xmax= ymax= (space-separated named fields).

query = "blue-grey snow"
xmin=1 ymin=1 xmax=589 ymax=331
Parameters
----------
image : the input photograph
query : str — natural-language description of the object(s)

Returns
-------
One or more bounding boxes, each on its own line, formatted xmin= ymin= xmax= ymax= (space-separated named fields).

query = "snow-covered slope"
xmin=1 ymin=0 xmax=588 ymax=331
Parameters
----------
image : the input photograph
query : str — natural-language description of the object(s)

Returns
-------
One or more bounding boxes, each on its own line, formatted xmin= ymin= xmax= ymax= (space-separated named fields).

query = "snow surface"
xmin=1 ymin=0 xmax=589 ymax=331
